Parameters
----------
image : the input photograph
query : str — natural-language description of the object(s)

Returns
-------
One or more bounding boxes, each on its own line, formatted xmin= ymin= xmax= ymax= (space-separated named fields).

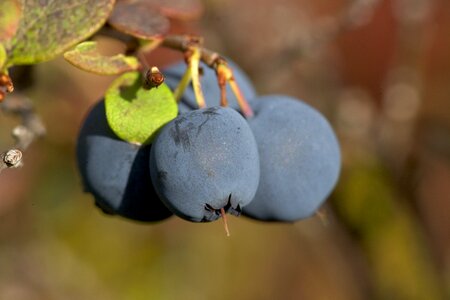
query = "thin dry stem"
xmin=216 ymin=66 xmax=228 ymax=107
xmin=217 ymin=64 xmax=253 ymax=117
xmin=0 ymin=94 xmax=46 ymax=174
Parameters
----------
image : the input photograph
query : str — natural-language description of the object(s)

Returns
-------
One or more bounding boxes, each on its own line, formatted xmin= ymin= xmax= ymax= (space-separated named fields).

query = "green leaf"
xmin=0 ymin=44 xmax=6 ymax=70
xmin=105 ymin=71 xmax=178 ymax=144
xmin=0 ymin=0 xmax=22 ymax=43
xmin=4 ymin=0 xmax=115 ymax=66
xmin=63 ymin=41 xmax=139 ymax=75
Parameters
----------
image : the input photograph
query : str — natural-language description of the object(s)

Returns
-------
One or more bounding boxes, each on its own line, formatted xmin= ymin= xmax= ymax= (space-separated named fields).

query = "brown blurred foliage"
xmin=0 ymin=0 xmax=449 ymax=299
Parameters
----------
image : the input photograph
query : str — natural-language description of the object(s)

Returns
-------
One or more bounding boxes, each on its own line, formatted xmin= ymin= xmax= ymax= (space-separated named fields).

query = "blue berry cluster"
xmin=76 ymin=60 xmax=341 ymax=224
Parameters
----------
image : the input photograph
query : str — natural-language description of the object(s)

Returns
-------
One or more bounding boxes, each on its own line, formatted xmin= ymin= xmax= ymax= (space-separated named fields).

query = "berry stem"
xmin=216 ymin=65 xmax=229 ymax=107
xmin=217 ymin=63 xmax=254 ymax=118
xmin=188 ymin=47 xmax=206 ymax=109
xmin=220 ymin=208 xmax=231 ymax=237
xmin=229 ymin=77 xmax=253 ymax=118
xmin=173 ymin=67 xmax=192 ymax=102
xmin=160 ymin=35 xmax=254 ymax=115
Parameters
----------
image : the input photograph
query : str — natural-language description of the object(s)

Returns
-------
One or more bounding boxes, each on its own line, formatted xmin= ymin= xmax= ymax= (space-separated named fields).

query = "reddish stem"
xmin=217 ymin=64 xmax=254 ymax=118
xmin=217 ymin=68 xmax=228 ymax=107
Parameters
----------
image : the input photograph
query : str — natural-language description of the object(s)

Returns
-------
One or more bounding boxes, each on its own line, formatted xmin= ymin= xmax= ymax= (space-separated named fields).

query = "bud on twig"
xmin=144 ymin=66 xmax=164 ymax=89
xmin=3 ymin=149 xmax=22 ymax=167
xmin=0 ymin=73 xmax=14 ymax=93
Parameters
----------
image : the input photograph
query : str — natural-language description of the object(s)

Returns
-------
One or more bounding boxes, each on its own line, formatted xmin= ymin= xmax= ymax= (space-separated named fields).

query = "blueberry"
xmin=149 ymin=106 xmax=260 ymax=222
xmin=76 ymin=100 xmax=172 ymax=222
xmin=242 ymin=95 xmax=341 ymax=222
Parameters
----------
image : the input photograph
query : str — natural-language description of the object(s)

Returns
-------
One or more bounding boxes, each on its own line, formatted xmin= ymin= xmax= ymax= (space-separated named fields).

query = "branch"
xmin=0 ymin=94 xmax=46 ymax=174
xmin=161 ymin=35 xmax=225 ymax=68
xmin=160 ymin=34 xmax=254 ymax=117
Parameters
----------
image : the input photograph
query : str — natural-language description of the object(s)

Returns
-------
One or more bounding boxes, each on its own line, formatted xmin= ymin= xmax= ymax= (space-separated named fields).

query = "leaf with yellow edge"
xmin=64 ymin=41 xmax=139 ymax=75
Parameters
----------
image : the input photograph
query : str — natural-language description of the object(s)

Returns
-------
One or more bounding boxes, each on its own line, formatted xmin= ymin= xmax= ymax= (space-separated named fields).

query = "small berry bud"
xmin=144 ymin=66 xmax=164 ymax=89
xmin=0 ymin=73 xmax=14 ymax=93
xmin=0 ymin=73 xmax=9 ymax=85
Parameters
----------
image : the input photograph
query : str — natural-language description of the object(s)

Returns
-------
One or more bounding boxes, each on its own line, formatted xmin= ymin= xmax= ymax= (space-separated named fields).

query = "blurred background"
xmin=1 ymin=0 xmax=449 ymax=299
